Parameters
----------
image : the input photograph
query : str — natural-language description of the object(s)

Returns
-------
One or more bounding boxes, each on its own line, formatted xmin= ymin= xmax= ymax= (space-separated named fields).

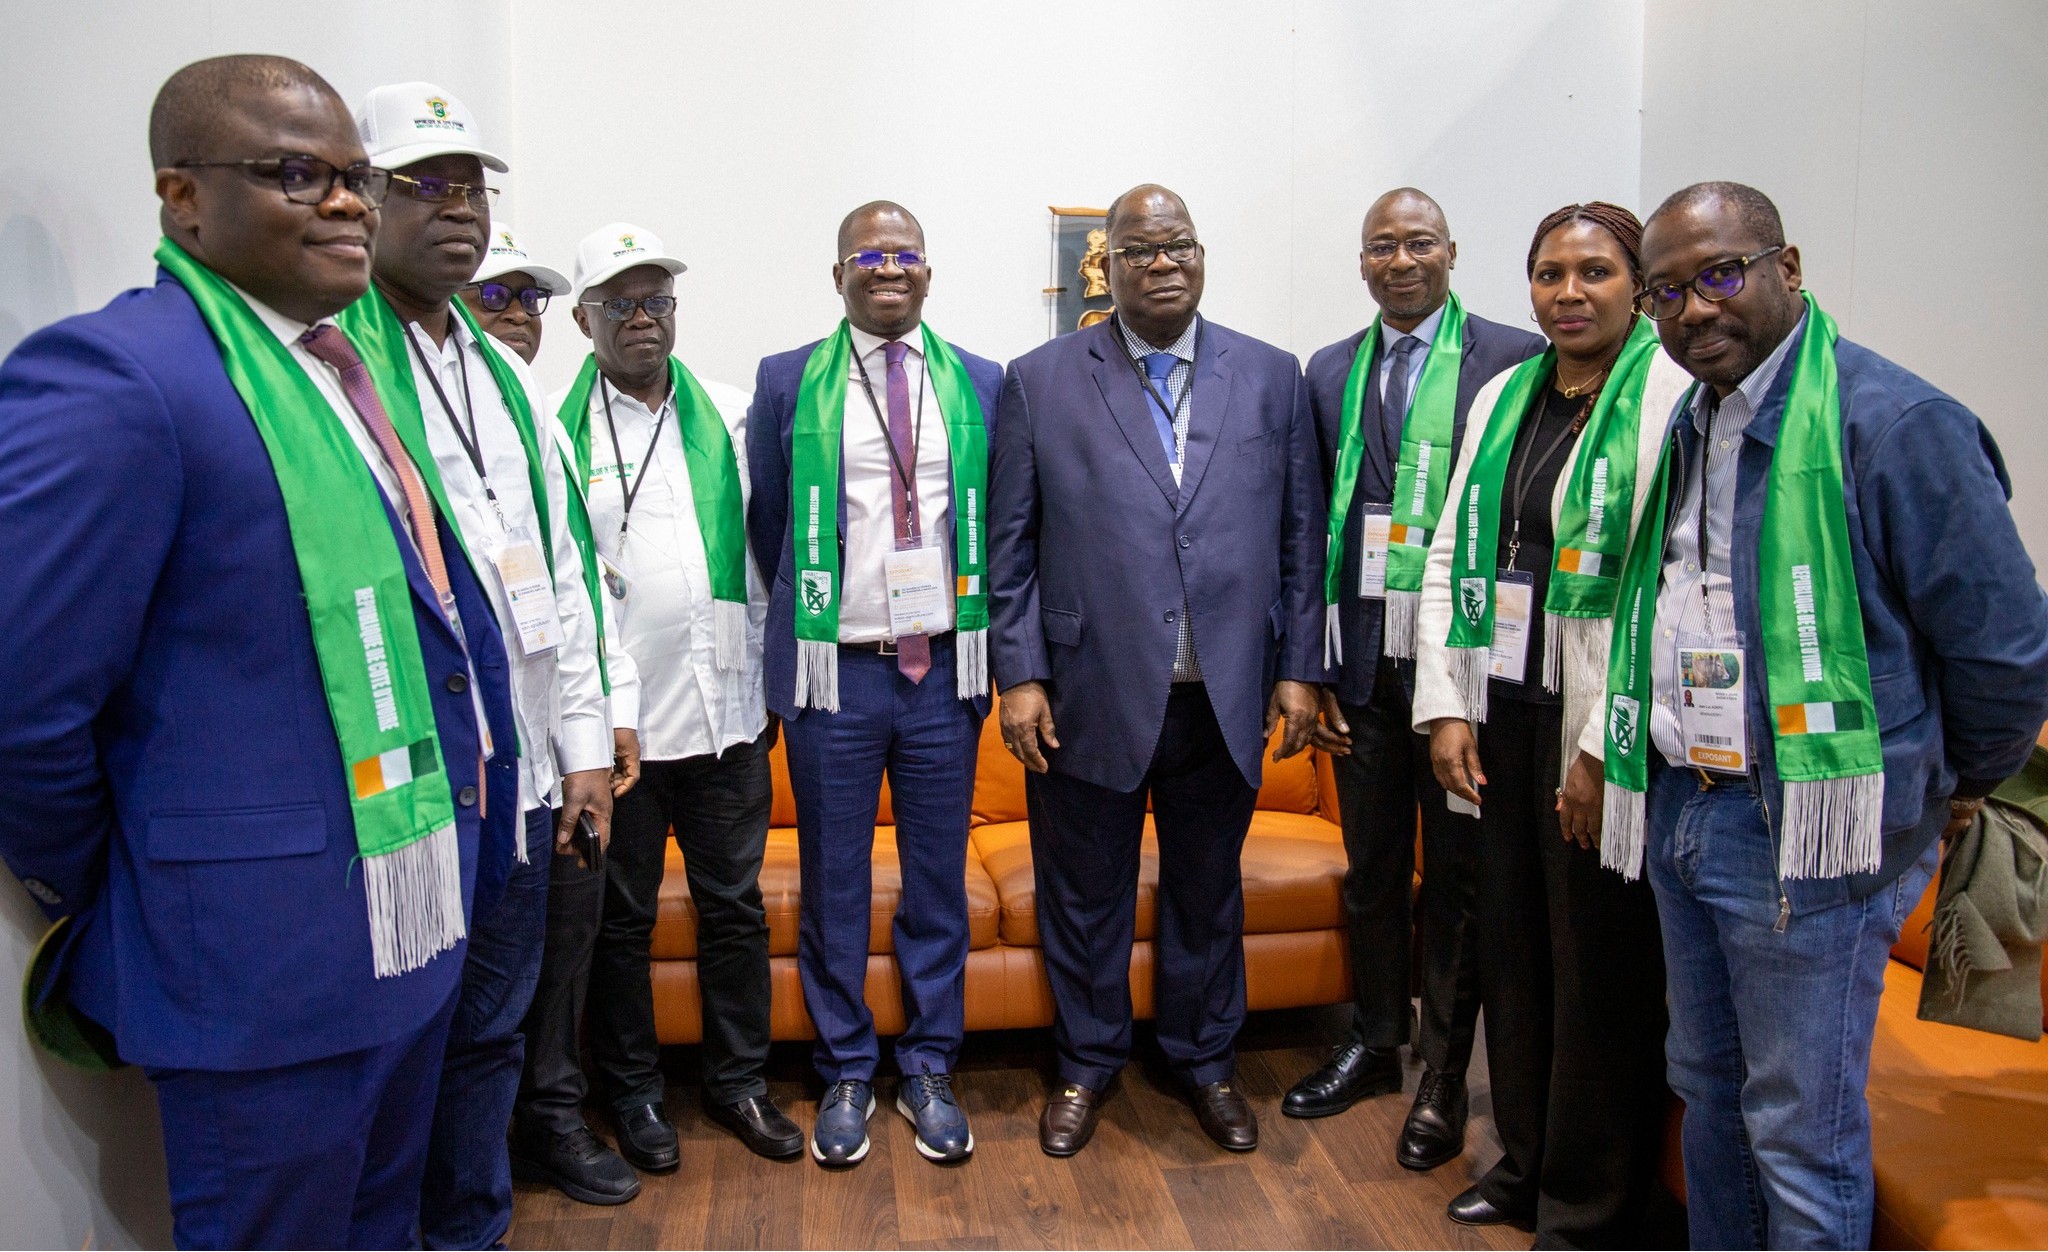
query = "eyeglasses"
xmin=1107 ymin=238 xmax=1200 ymax=268
xmin=579 ymin=295 xmax=677 ymax=322
xmin=841 ymin=249 xmax=928 ymax=270
xmin=466 ymin=281 xmax=550 ymax=316
xmin=1362 ymin=237 xmax=1442 ymax=261
xmin=173 ymin=155 xmax=392 ymax=208
xmin=387 ymin=171 xmax=498 ymax=212
xmin=1633 ymin=246 xmax=1785 ymax=321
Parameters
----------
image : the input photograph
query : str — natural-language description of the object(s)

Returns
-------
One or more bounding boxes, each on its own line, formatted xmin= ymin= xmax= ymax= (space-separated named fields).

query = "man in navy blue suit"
xmin=745 ymin=202 xmax=1003 ymax=1168
xmin=0 ymin=56 xmax=515 ymax=1249
xmin=1284 ymin=188 xmax=1544 ymax=1171
xmin=988 ymin=184 xmax=1325 ymax=1156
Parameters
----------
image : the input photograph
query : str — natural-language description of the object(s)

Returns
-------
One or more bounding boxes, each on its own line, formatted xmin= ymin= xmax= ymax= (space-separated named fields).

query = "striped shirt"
xmin=1114 ymin=314 xmax=1203 ymax=682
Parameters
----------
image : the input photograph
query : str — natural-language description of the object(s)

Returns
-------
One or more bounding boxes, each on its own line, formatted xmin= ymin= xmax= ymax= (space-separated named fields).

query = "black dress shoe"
xmin=1191 ymin=1079 xmax=1258 ymax=1151
xmin=609 ymin=1102 xmax=680 ymax=1173
xmin=1396 ymin=1067 xmax=1468 ymax=1171
xmin=1282 ymin=1042 xmax=1403 ymax=1119
xmin=1038 ymin=1082 xmax=1103 ymax=1157
xmin=510 ymin=1125 xmax=642 ymax=1206
xmin=705 ymin=1093 xmax=804 ymax=1159
xmin=1447 ymin=1183 xmax=1535 ymax=1229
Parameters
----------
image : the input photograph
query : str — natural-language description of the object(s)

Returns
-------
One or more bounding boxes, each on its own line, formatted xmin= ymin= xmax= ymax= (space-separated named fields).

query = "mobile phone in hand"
xmin=577 ymin=812 xmax=605 ymax=874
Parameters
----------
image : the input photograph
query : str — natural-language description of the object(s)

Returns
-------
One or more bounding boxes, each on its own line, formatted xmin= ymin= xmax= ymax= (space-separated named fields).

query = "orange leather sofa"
xmin=648 ymin=712 xmax=1357 ymax=1045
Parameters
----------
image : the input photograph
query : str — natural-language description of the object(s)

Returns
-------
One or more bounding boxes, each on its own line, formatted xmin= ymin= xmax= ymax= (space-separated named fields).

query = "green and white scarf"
xmin=158 ymin=238 xmax=463 ymax=978
xmin=789 ymin=321 xmax=989 ymax=710
xmin=557 ymin=354 xmax=749 ymax=671
xmin=1443 ymin=317 xmax=1661 ymax=723
xmin=1323 ymin=293 xmax=1467 ymax=665
xmin=1602 ymin=293 xmax=1881 ymax=881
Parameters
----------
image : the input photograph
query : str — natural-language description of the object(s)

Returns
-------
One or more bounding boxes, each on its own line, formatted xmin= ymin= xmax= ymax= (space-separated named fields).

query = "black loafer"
xmin=1282 ymin=1042 xmax=1403 ymax=1118
xmin=705 ymin=1093 xmax=805 ymax=1159
xmin=1447 ymin=1183 xmax=1534 ymax=1229
xmin=1396 ymin=1067 xmax=1468 ymax=1171
xmin=1192 ymin=1079 xmax=1258 ymax=1152
xmin=609 ymin=1102 xmax=680 ymax=1173
xmin=510 ymin=1125 xmax=641 ymax=1206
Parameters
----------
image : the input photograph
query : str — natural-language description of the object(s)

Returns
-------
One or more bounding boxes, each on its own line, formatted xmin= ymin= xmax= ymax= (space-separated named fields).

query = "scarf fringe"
xmin=1383 ymin=590 xmax=1419 ymax=659
xmin=714 ymin=599 xmax=747 ymax=673
xmin=956 ymin=628 xmax=988 ymax=702
xmin=1778 ymin=773 xmax=1885 ymax=879
xmin=1448 ymin=645 xmax=1490 ymax=725
xmin=795 ymin=639 xmax=840 ymax=712
xmin=1554 ymin=614 xmax=1614 ymax=789
xmin=364 ymin=823 xmax=466 ymax=978
xmin=1324 ymin=603 xmax=1343 ymax=670
xmin=1602 ymin=785 xmax=1647 ymax=881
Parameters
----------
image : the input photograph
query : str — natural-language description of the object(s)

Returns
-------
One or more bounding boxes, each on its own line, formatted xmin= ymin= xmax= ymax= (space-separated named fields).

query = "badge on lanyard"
xmin=1358 ymin=504 xmax=1393 ymax=599
xmin=1678 ymin=633 xmax=1749 ymax=773
xmin=489 ymin=525 xmax=562 ymax=655
xmin=1486 ymin=569 xmax=1536 ymax=684
xmin=599 ymin=553 xmax=630 ymax=602
xmin=884 ymin=540 xmax=949 ymax=639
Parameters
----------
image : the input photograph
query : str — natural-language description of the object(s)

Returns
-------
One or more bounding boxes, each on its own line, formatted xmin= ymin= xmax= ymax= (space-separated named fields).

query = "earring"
xmin=1530 ymin=311 xmax=1540 ymax=322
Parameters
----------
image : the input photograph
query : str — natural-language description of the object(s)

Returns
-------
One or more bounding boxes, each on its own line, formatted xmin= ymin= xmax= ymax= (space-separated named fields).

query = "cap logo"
xmin=620 ymin=233 xmax=636 ymax=249
xmin=427 ymin=96 xmax=448 ymax=119
xmin=412 ymin=95 xmax=466 ymax=133
xmin=499 ymin=230 xmax=516 ymax=247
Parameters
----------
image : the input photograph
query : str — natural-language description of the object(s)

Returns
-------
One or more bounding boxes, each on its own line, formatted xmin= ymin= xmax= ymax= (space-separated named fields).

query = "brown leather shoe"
xmin=1192 ymin=1079 xmax=1257 ymax=1151
xmin=1039 ymin=1082 xmax=1102 ymax=1156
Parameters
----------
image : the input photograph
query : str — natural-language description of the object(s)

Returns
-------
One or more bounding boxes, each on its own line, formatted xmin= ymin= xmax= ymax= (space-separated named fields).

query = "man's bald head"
xmin=837 ymin=201 xmax=923 ymax=258
xmin=149 ymin=54 xmax=337 ymax=168
xmin=1104 ymin=183 xmax=1190 ymax=245
xmin=1645 ymin=181 xmax=1785 ymax=250
xmin=1362 ymin=187 xmax=1447 ymax=240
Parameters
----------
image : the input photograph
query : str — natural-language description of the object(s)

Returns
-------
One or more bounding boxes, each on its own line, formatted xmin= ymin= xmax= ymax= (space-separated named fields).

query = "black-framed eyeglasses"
xmin=841 ymin=249 xmax=928 ymax=270
xmin=388 ymin=171 xmax=498 ymax=212
xmin=1107 ymin=238 xmax=1200 ymax=268
xmin=579 ymin=294 xmax=677 ymax=322
xmin=1362 ymin=236 xmax=1442 ymax=261
xmin=466 ymin=281 xmax=550 ymax=316
xmin=173 ymin=155 xmax=391 ymax=208
xmin=1633 ymin=245 xmax=1785 ymax=321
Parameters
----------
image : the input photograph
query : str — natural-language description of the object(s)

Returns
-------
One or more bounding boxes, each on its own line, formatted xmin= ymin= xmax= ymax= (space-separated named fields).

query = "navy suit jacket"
xmin=1306 ymin=310 xmax=1545 ymax=705
xmin=745 ymin=332 xmax=1004 ymax=721
xmin=989 ymin=317 xmax=1326 ymax=793
xmin=0 ymin=273 xmax=517 ymax=1072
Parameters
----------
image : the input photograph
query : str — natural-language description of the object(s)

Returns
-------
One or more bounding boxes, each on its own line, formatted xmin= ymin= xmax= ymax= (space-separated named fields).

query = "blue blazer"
xmin=988 ymin=317 xmax=1327 ymax=793
xmin=0 ymin=273 xmax=517 ymax=1072
xmin=1306 ymin=311 xmax=1545 ymax=706
xmin=744 ymin=333 xmax=1004 ymax=721
xmin=1656 ymin=323 xmax=2048 ymax=905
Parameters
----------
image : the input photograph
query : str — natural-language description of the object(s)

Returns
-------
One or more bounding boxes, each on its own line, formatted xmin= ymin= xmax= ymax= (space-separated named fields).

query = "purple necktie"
xmin=884 ymin=339 xmax=930 ymax=683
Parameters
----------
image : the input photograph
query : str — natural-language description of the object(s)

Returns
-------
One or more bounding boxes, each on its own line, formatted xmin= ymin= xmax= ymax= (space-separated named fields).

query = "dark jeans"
xmin=1331 ymin=656 xmax=1482 ymax=1072
xmin=517 ymin=733 xmax=773 ymax=1131
xmin=421 ymin=807 xmax=554 ymax=1249
xmin=1471 ymin=698 xmax=1670 ymax=1248
xmin=1026 ymin=683 xmax=1260 ymax=1091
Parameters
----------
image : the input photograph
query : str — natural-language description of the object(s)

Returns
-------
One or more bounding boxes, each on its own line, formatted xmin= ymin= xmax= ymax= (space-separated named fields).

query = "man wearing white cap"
xmin=460 ymin=223 xmax=568 ymax=366
xmin=344 ymin=80 xmax=614 ymax=1248
xmin=512 ymin=220 xmax=792 ymax=1196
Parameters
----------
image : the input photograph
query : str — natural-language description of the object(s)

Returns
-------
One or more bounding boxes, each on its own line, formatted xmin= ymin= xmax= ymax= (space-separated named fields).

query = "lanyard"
xmin=600 ymin=377 xmax=671 ymax=542
xmin=1120 ymin=318 xmax=1204 ymax=466
xmin=1501 ymin=386 xmax=1582 ymax=571
xmin=850 ymin=342 xmax=929 ymax=508
xmin=1697 ymin=396 xmax=1717 ymax=618
xmin=406 ymin=324 xmax=504 ymax=525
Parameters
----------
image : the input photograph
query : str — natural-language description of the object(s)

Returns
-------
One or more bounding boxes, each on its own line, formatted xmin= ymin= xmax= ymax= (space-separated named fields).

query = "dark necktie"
xmin=1143 ymin=351 xmax=1181 ymax=470
xmin=1380 ymin=335 xmax=1422 ymax=466
xmin=884 ymin=339 xmax=930 ymax=684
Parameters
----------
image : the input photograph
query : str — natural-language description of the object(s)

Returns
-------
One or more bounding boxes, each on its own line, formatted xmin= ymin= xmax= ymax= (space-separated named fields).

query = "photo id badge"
xmin=490 ymin=526 xmax=562 ymax=656
xmin=1486 ymin=570 xmax=1535 ymax=684
xmin=599 ymin=553 xmax=631 ymax=602
xmin=1358 ymin=504 xmax=1392 ymax=599
xmin=1678 ymin=633 xmax=1749 ymax=774
xmin=884 ymin=541 xmax=948 ymax=639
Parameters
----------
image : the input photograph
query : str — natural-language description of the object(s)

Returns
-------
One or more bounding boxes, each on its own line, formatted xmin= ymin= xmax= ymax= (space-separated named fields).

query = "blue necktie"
xmin=1142 ymin=351 xmax=1181 ymax=467
xmin=1380 ymin=335 xmax=1422 ymax=467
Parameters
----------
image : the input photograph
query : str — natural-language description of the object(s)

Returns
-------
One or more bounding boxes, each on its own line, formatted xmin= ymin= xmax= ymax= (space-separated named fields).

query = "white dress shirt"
xmin=1379 ymin=302 xmax=1445 ymax=407
xmin=840 ymin=323 xmax=956 ymax=644
xmin=408 ymin=317 xmax=610 ymax=810
xmin=1649 ymin=314 xmax=1804 ymax=767
xmin=561 ymin=367 xmax=767 ymax=761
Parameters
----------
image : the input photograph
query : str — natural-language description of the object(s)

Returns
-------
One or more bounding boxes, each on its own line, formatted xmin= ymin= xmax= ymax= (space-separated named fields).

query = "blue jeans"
xmin=1647 ymin=765 xmax=1937 ymax=1250
xmin=784 ymin=636 xmax=979 ymax=1082
xmin=420 ymin=807 xmax=553 ymax=1250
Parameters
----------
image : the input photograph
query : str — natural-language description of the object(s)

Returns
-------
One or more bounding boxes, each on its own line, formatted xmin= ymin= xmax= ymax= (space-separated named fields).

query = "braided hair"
xmin=1526 ymin=201 xmax=1644 ymax=279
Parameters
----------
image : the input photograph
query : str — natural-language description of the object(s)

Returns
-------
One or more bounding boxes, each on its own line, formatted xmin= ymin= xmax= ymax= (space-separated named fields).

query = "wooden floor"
xmin=508 ymin=1006 xmax=1536 ymax=1251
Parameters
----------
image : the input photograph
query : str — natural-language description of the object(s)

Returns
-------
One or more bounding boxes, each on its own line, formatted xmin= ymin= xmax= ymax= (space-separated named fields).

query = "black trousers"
xmin=1471 ymin=696 xmax=1671 ymax=1249
xmin=515 ymin=732 xmax=773 ymax=1133
xmin=1025 ymin=684 xmax=1260 ymax=1091
xmin=1331 ymin=657 xmax=1482 ymax=1072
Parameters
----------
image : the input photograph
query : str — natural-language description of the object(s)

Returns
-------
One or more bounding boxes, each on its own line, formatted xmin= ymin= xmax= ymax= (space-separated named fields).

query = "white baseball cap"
xmin=571 ymin=221 xmax=688 ymax=303
xmin=356 ymin=81 xmax=508 ymax=173
xmin=472 ymin=223 xmax=570 ymax=295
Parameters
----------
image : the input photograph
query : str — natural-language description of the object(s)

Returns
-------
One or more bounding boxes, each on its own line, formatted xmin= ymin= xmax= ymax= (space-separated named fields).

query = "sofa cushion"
xmin=972 ymin=811 xmax=1346 ymax=948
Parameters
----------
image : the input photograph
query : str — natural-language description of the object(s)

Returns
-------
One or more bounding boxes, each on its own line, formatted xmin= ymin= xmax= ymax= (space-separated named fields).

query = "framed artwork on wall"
xmin=1045 ymin=205 xmax=1112 ymax=338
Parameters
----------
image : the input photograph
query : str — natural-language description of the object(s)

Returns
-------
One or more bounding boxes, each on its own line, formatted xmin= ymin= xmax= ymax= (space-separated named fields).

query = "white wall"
xmin=1641 ymin=0 xmax=2048 ymax=558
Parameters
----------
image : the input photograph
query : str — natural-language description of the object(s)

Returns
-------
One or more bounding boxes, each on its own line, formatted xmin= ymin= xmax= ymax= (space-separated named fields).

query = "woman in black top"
xmin=1411 ymin=204 xmax=1689 ymax=1246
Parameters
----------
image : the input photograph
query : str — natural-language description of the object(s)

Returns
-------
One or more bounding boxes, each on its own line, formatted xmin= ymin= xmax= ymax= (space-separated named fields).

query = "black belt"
xmin=842 ymin=631 xmax=953 ymax=657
